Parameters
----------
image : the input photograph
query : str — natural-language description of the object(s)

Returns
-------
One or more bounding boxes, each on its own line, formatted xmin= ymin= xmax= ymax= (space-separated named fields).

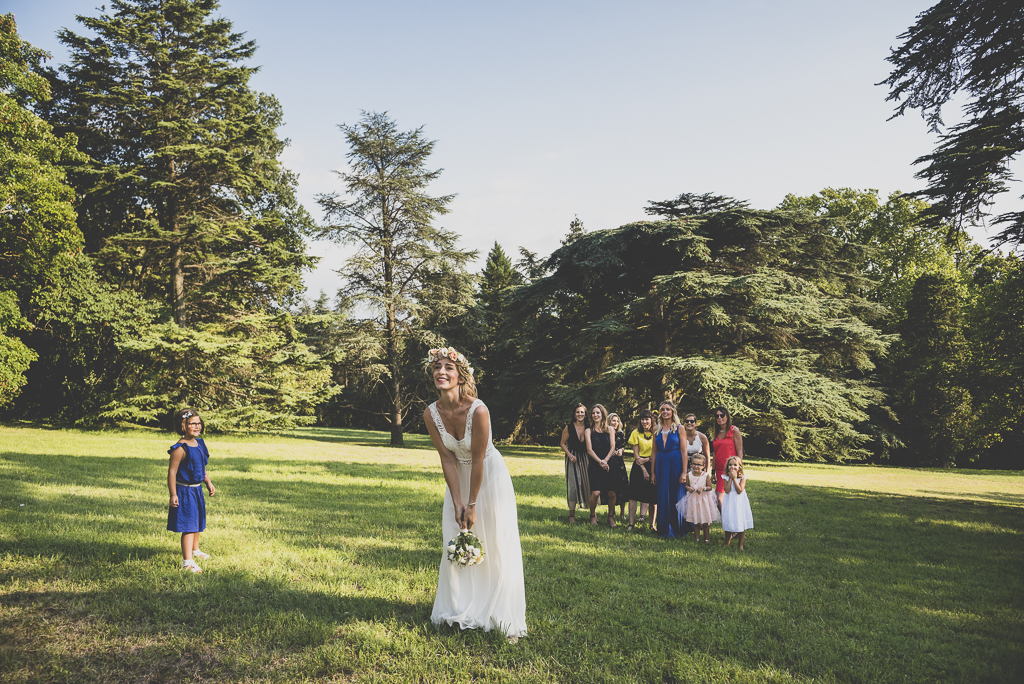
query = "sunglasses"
xmin=684 ymin=419 xmax=696 ymax=424
xmin=715 ymin=413 xmax=726 ymax=418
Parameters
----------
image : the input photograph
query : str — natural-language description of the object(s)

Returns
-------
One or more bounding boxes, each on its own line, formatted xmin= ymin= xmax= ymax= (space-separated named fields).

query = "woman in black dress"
xmin=585 ymin=404 xmax=617 ymax=527
xmin=605 ymin=413 xmax=631 ymax=522
xmin=558 ymin=403 xmax=590 ymax=524
xmin=627 ymin=409 xmax=657 ymax=531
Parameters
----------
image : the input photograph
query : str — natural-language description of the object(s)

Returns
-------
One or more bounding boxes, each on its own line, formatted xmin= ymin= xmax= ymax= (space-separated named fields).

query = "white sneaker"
xmin=181 ymin=559 xmax=203 ymax=573
xmin=192 ymin=549 xmax=211 ymax=560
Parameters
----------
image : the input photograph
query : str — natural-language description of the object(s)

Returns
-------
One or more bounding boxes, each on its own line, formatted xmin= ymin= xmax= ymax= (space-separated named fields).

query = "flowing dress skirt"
xmin=629 ymin=461 xmax=657 ymax=504
xmin=655 ymin=450 xmax=692 ymax=537
xmin=432 ymin=451 xmax=527 ymax=638
xmin=565 ymin=449 xmax=590 ymax=508
xmin=600 ymin=455 xmax=630 ymax=506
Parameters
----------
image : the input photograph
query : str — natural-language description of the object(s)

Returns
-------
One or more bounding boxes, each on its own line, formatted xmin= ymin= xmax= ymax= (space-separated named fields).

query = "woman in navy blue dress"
xmin=651 ymin=400 xmax=690 ymax=538
xmin=167 ymin=408 xmax=216 ymax=573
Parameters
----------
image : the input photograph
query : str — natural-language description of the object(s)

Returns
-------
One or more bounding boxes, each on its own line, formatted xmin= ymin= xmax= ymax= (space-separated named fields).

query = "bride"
xmin=424 ymin=347 xmax=527 ymax=639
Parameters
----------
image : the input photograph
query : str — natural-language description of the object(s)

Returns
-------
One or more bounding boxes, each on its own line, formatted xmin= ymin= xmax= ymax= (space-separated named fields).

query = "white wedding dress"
xmin=428 ymin=399 xmax=527 ymax=638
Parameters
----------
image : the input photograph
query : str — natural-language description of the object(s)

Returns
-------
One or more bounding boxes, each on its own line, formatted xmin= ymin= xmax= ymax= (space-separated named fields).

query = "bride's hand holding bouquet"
xmin=461 ymin=503 xmax=477 ymax=530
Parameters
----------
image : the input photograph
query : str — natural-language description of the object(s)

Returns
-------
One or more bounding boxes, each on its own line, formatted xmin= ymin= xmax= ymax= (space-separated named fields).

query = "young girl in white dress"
xmin=423 ymin=347 xmax=527 ymax=640
xmin=721 ymin=456 xmax=754 ymax=550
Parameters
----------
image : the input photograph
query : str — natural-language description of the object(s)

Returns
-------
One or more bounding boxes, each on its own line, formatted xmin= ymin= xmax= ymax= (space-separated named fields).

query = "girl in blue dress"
xmin=167 ymin=408 xmax=216 ymax=573
xmin=650 ymin=400 xmax=690 ymax=538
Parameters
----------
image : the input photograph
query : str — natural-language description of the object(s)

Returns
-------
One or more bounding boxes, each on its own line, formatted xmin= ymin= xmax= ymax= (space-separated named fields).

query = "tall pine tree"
xmin=315 ymin=112 xmax=475 ymax=445
xmin=32 ymin=0 xmax=332 ymax=429
xmin=46 ymin=0 xmax=314 ymax=325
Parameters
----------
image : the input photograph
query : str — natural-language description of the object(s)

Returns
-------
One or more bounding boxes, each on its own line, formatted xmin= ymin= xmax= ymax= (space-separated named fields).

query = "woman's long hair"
xmin=658 ymin=400 xmax=679 ymax=429
xmin=713 ymin=405 xmax=733 ymax=438
xmin=636 ymin=409 xmax=653 ymax=435
xmin=425 ymin=356 xmax=478 ymax=399
xmin=570 ymin=402 xmax=589 ymax=428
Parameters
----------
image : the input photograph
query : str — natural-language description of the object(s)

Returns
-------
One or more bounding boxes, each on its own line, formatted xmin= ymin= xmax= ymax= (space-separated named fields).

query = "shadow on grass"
xmin=4 ymin=446 xmax=1024 ymax=683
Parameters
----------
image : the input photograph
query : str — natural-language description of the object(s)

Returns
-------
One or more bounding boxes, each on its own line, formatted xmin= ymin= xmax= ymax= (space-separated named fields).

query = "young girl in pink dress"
xmin=677 ymin=454 xmax=718 ymax=543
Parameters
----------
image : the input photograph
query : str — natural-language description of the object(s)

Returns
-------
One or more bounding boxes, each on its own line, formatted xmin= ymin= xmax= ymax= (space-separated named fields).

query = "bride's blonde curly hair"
xmin=424 ymin=346 xmax=478 ymax=399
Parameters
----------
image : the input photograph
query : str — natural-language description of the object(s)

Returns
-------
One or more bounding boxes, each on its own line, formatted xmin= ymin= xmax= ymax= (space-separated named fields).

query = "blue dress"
xmin=654 ymin=427 xmax=691 ymax=537
xmin=167 ymin=438 xmax=209 ymax=534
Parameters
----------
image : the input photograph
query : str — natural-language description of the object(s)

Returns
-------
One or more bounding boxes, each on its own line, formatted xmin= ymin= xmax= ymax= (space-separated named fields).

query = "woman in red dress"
xmin=711 ymin=406 xmax=743 ymax=512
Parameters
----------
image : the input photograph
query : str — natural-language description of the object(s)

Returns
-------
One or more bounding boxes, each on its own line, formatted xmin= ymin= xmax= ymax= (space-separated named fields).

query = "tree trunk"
xmin=386 ymin=275 xmax=403 ymax=446
xmin=171 ymin=242 xmax=186 ymax=327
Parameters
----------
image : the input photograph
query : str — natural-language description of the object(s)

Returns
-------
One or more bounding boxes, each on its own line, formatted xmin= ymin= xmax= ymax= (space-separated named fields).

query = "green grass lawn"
xmin=1 ymin=424 xmax=1022 ymax=683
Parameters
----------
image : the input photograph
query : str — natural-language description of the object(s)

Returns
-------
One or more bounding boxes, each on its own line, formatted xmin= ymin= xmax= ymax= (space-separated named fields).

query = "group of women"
xmin=559 ymin=400 xmax=743 ymax=536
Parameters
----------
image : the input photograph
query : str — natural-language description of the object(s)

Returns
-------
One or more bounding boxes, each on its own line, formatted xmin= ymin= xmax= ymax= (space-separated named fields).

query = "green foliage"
xmin=292 ymin=293 xmax=385 ymax=429
xmin=45 ymin=0 xmax=315 ymax=325
xmin=315 ymin=111 xmax=476 ymax=444
xmin=891 ymin=273 xmax=973 ymax=467
xmin=0 ymin=290 xmax=36 ymax=407
xmin=0 ymin=13 xmax=84 ymax=304
xmin=882 ymin=0 xmax=1024 ymax=246
xmin=12 ymin=1 xmax=330 ymax=431
xmin=475 ymin=242 xmax=523 ymax=392
xmin=645 ymin=191 xmax=750 ymax=218
xmin=966 ymin=255 xmax=1024 ymax=468
xmin=99 ymin=314 xmax=338 ymax=431
xmin=16 ymin=254 xmax=155 ymax=424
xmin=497 ymin=208 xmax=894 ymax=460
xmin=778 ymin=188 xmax=966 ymax=318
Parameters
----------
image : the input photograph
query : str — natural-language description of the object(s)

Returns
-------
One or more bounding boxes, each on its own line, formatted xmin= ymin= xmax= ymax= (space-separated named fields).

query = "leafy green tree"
xmin=778 ymin=188 xmax=966 ymax=317
xmin=966 ymin=255 xmax=1024 ymax=468
xmin=15 ymin=1 xmax=330 ymax=429
xmin=293 ymin=292 xmax=386 ymax=428
xmin=315 ymin=111 xmax=475 ymax=445
xmin=15 ymin=254 xmax=156 ymax=424
xmin=0 ymin=291 xmax=35 ymax=407
xmin=99 ymin=310 xmax=337 ymax=431
xmin=0 ymin=14 xmax=85 ymax=408
xmin=891 ymin=273 xmax=973 ymax=467
xmin=881 ymin=0 xmax=1024 ymax=246
xmin=645 ymin=192 xmax=749 ymax=218
xmin=45 ymin=0 xmax=315 ymax=325
xmin=500 ymin=207 xmax=894 ymax=460
xmin=0 ymin=14 xmax=84 ymax=303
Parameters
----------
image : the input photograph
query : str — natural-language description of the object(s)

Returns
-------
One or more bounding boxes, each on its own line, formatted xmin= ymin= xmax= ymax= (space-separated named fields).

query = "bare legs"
xmin=589 ymin=491 xmax=618 ymax=527
xmin=628 ymin=501 xmax=651 ymax=530
xmin=724 ymin=531 xmax=746 ymax=550
xmin=180 ymin=532 xmax=199 ymax=561
xmin=692 ymin=523 xmax=710 ymax=543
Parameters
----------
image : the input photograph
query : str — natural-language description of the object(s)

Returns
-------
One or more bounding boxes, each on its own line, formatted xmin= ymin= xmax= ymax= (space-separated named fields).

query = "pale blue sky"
xmin=10 ymin=0 xmax=1016 ymax=297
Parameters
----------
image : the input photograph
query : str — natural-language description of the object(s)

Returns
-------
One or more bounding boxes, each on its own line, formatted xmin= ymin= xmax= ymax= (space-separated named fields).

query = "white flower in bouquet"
xmin=445 ymin=529 xmax=486 ymax=567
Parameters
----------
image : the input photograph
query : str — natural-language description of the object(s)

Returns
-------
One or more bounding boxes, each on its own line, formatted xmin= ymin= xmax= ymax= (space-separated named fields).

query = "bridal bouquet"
xmin=446 ymin=529 xmax=485 ymax=567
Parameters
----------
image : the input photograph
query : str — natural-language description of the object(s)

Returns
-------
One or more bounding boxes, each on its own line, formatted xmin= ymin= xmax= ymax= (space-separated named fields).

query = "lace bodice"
xmin=428 ymin=399 xmax=496 ymax=465
xmin=686 ymin=432 xmax=703 ymax=455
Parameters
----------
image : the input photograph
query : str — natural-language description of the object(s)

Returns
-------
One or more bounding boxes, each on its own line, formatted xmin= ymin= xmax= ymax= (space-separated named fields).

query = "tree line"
xmin=2 ymin=1 xmax=1022 ymax=468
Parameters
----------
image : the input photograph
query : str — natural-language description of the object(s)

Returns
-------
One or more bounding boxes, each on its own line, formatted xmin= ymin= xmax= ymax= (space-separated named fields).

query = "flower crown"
xmin=426 ymin=347 xmax=474 ymax=377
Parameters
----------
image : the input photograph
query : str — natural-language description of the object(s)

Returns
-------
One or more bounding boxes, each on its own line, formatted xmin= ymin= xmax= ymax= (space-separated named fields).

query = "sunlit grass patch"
xmin=1 ymin=424 xmax=1022 ymax=683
